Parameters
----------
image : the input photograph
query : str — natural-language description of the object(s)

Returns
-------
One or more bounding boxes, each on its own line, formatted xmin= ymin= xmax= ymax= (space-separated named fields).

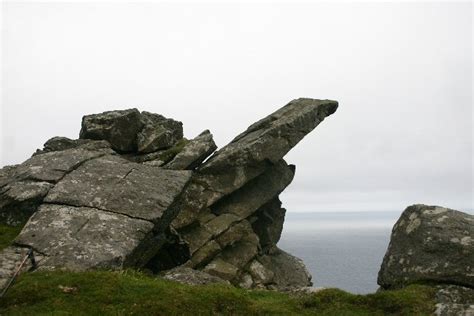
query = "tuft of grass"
xmin=159 ymin=138 xmax=189 ymax=164
xmin=0 ymin=270 xmax=437 ymax=315
xmin=0 ymin=223 xmax=23 ymax=251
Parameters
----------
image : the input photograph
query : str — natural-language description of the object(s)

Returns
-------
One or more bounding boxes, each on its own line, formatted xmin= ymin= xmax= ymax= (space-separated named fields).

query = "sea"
xmin=278 ymin=211 xmax=401 ymax=294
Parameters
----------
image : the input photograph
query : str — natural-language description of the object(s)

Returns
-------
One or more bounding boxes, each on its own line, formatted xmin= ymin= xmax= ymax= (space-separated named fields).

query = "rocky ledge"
xmin=0 ymin=98 xmax=338 ymax=291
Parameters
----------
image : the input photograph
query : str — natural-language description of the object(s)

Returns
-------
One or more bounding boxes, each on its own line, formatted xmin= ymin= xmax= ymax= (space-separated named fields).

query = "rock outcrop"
xmin=378 ymin=204 xmax=474 ymax=289
xmin=0 ymin=98 xmax=338 ymax=291
xmin=378 ymin=204 xmax=474 ymax=315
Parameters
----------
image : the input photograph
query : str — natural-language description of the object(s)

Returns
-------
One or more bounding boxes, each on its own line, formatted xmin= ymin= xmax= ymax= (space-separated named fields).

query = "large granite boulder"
xmin=0 ymin=97 xmax=338 ymax=291
xmin=378 ymin=204 xmax=474 ymax=290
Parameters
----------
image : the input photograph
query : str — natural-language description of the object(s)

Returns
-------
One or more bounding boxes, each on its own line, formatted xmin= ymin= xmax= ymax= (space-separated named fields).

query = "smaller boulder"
xmin=378 ymin=204 xmax=474 ymax=289
xmin=79 ymin=109 xmax=143 ymax=152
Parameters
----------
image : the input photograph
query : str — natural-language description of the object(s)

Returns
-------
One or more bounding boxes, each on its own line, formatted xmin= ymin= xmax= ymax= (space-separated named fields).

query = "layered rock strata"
xmin=0 ymin=98 xmax=338 ymax=290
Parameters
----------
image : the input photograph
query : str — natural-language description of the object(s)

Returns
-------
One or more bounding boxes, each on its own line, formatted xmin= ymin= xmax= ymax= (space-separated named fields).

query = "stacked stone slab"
xmin=0 ymin=98 xmax=338 ymax=291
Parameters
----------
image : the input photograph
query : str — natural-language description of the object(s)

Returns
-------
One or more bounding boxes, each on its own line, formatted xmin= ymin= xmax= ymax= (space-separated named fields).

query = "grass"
xmin=0 ymin=270 xmax=436 ymax=316
xmin=0 ymin=223 xmax=436 ymax=315
xmin=0 ymin=223 xmax=23 ymax=251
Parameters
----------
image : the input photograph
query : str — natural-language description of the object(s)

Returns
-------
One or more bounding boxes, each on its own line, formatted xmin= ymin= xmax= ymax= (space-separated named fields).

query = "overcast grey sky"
xmin=1 ymin=2 xmax=472 ymax=213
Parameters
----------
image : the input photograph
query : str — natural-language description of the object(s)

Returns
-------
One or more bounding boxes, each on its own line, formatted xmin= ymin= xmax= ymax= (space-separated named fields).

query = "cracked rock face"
xmin=0 ymin=98 xmax=338 ymax=290
xmin=378 ymin=204 xmax=474 ymax=290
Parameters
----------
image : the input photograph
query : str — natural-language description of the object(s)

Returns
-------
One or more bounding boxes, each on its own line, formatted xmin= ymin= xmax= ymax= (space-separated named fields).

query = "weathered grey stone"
xmin=170 ymin=180 xmax=210 ymax=230
xmin=203 ymin=214 xmax=241 ymax=237
xmin=237 ymin=273 xmax=254 ymax=289
xmin=215 ymin=220 xmax=254 ymax=249
xmin=0 ymin=246 xmax=39 ymax=294
xmin=180 ymin=224 xmax=213 ymax=255
xmin=259 ymin=247 xmax=312 ymax=289
xmin=378 ymin=204 xmax=474 ymax=289
xmin=251 ymin=197 xmax=286 ymax=252
xmin=80 ymin=109 xmax=143 ymax=152
xmin=247 ymin=259 xmax=274 ymax=286
xmin=137 ymin=112 xmax=183 ymax=154
xmin=0 ymin=181 xmax=53 ymax=226
xmin=219 ymin=232 xmax=259 ymax=270
xmin=15 ymin=204 xmax=155 ymax=270
xmin=203 ymin=258 xmax=239 ymax=281
xmin=211 ymin=160 xmax=294 ymax=219
xmin=165 ymin=130 xmax=217 ymax=170
xmin=0 ymin=146 xmax=113 ymax=226
xmin=44 ymin=155 xmax=192 ymax=223
xmin=435 ymin=285 xmax=474 ymax=316
xmin=33 ymin=137 xmax=113 ymax=156
xmin=188 ymin=240 xmax=221 ymax=268
xmin=4 ymin=145 xmax=114 ymax=184
xmin=161 ymin=266 xmax=229 ymax=286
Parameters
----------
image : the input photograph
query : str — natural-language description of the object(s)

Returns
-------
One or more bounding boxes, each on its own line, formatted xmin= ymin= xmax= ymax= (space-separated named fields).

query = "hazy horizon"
xmin=2 ymin=2 xmax=472 ymax=213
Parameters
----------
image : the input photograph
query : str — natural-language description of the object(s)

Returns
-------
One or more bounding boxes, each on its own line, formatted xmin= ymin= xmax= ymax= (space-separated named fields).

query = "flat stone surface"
xmin=1 ymin=145 xmax=113 ymax=226
xmin=378 ymin=204 xmax=474 ymax=289
xmin=15 ymin=204 xmax=154 ymax=270
xmin=44 ymin=155 xmax=192 ymax=222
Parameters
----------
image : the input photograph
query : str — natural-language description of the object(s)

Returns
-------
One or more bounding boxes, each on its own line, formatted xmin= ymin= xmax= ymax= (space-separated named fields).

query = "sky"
xmin=1 ymin=2 xmax=472 ymax=213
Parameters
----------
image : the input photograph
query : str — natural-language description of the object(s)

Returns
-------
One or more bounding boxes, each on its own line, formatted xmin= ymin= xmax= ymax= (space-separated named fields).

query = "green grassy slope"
xmin=0 ymin=223 xmax=436 ymax=315
xmin=0 ymin=270 xmax=436 ymax=315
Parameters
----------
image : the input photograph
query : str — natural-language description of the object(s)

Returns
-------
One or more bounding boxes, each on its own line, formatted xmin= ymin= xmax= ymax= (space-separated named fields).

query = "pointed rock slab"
xmin=196 ymin=98 xmax=337 ymax=205
xmin=44 ymin=155 xmax=192 ymax=225
xmin=165 ymin=130 xmax=217 ymax=170
xmin=0 ymin=145 xmax=114 ymax=226
xmin=137 ymin=112 xmax=183 ymax=154
xmin=378 ymin=204 xmax=474 ymax=290
xmin=15 ymin=204 xmax=155 ymax=270
xmin=80 ymin=109 xmax=143 ymax=152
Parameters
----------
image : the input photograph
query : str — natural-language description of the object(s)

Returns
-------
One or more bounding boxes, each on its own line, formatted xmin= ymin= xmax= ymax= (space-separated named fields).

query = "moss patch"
xmin=0 ymin=270 xmax=436 ymax=315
